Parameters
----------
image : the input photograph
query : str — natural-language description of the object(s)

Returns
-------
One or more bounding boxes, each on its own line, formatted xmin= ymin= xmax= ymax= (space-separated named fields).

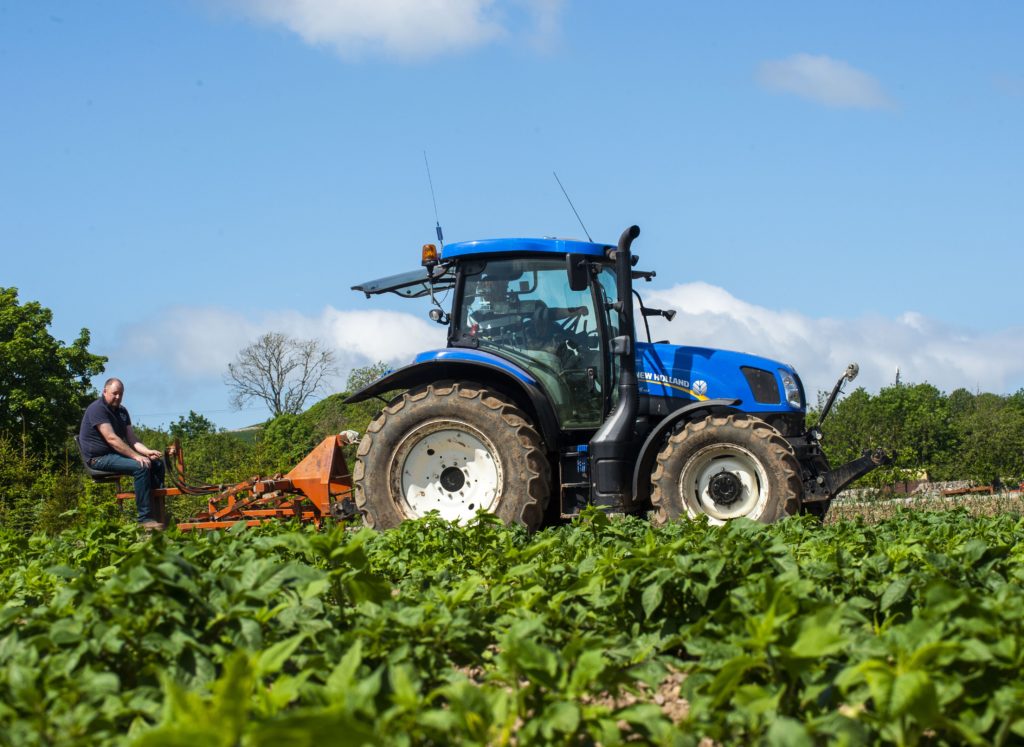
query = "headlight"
xmin=779 ymin=370 xmax=802 ymax=408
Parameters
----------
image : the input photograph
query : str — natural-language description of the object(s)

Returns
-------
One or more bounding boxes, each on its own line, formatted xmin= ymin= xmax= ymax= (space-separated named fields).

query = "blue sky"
xmin=3 ymin=1 xmax=1022 ymax=429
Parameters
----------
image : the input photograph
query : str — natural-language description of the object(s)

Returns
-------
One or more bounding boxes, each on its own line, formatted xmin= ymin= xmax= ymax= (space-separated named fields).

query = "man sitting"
xmin=79 ymin=377 xmax=166 ymax=530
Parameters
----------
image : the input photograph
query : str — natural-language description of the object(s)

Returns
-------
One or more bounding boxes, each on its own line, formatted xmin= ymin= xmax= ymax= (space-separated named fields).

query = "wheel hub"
xmin=439 ymin=465 xmax=467 ymax=492
xmin=708 ymin=470 xmax=743 ymax=505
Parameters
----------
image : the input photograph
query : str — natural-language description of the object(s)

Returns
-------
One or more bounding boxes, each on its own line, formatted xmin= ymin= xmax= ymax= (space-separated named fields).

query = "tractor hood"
xmin=636 ymin=341 xmax=805 ymax=413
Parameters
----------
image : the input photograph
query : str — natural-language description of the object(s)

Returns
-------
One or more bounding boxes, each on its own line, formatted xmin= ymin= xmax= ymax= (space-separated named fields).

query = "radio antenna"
xmin=423 ymin=151 xmax=444 ymax=246
xmin=553 ymin=171 xmax=593 ymax=242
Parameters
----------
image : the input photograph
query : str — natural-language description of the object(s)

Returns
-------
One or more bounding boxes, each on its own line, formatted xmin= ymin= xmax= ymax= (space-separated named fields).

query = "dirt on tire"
xmin=353 ymin=381 xmax=550 ymax=531
xmin=650 ymin=414 xmax=802 ymax=524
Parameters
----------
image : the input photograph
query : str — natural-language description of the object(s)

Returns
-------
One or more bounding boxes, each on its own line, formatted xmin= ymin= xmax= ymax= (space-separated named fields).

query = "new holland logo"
xmin=639 ymin=372 xmax=690 ymax=389
xmin=638 ymin=372 xmax=709 ymax=401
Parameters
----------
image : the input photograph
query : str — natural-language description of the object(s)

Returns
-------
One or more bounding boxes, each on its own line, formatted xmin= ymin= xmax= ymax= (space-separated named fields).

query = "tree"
xmin=290 ymin=362 xmax=394 ymax=445
xmin=0 ymin=287 xmax=107 ymax=456
xmin=953 ymin=393 xmax=1024 ymax=484
xmin=345 ymin=361 xmax=391 ymax=393
xmin=169 ymin=410 xmax=218 ymax=440
xmin=811 ymin=386 xmax=876 ymax=474
xmin=816 ymin=382 xmax=961 ymax=487
xmin=225 ymin=332 xmax=338 ymax=417
xmin=259 ymin=413 xmax=317 ymax=472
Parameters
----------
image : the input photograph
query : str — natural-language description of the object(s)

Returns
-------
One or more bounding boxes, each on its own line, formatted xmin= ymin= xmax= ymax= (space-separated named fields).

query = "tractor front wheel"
xmin=651 ymin=414 xmax=802 ymax=525
xmin=353 ymin=382 xmax=550 ymax=530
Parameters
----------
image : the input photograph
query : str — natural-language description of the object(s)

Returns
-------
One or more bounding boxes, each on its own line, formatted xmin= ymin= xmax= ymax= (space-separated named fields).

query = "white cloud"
xmin=643 ymin=282 xmax=1024 ymax=400
xmin=116 ymin=304 xmax=445 ymax=387
xmin=214 ymin=0 xmax=564 ymax=59
xmin=109 ymin=287 xmax=1024 ymax=427
xmin=124 ymin=291 xmax=1024 ymax=398
xmin=757 ymin=53 xmax=893 ymax=109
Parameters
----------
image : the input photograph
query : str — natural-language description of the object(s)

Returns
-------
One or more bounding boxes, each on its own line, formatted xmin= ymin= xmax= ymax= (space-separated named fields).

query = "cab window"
xmin=457 ymin=257 xmax=604 ymax=428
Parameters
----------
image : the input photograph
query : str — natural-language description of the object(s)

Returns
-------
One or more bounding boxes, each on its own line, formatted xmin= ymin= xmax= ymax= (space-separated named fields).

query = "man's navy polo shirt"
xmin=79 ymin=398 xmax=133 ymax=461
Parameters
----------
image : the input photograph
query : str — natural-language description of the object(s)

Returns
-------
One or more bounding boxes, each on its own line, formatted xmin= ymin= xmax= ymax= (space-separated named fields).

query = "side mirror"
xmin=566 ymin=254 xmax=589 ymax=292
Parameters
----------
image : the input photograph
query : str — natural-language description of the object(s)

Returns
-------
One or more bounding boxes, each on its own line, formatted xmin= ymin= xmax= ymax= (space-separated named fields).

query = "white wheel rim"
xmin=392 ymin=420 xmax=502 ymax=522
xmin=678 ymin=443 xmax=770 ymax=524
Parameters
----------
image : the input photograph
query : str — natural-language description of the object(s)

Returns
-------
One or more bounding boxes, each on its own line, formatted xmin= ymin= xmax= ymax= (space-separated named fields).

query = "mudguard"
xmin=342 ymin=349 xmax=562 ymax=450
xmin=631 ymin=397 xmax=741 ymax=507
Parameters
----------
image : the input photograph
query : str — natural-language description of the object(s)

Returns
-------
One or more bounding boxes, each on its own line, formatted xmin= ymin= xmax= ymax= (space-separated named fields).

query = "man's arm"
xmin=125 ymin=424 xmax=163 ymax=461
xmin=97 ymin=423 xmax=159 ymax=467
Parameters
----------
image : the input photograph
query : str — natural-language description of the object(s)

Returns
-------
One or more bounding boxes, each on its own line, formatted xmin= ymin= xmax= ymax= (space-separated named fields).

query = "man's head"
xmin=475 ymin=279 xmax=511 ymax=310
xmin=102 ymin=378 xmax=125 ymax=408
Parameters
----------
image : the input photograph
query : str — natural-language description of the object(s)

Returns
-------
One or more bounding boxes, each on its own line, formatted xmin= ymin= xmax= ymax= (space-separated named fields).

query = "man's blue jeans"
xmin=91 ymin=453 xmax=165 ymax=523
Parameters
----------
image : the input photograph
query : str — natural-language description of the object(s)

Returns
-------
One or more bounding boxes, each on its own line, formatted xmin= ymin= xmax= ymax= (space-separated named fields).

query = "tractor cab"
xmin=450 ymin=255 xmax=614 ymax=429
xmin=355 ymin=237 xmax=625 ymax=431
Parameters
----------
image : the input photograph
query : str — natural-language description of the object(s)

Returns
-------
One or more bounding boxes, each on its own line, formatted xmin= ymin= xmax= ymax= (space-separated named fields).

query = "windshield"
xmin=456 ymin=257 xmax=604 ymax=428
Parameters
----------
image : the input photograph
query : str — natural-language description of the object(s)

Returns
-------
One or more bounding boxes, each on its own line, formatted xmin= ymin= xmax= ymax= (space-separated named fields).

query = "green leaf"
xmin=301 ymin=577 xmax=330 ymax=600
xmin=49 ymin=618 xmax=83 ymax=645
xmin=210 ymin=652 xmax=256 ymax=739
xmin=708 ymin=654 xmax=761 ymax=705
xmin=509 ymin=638 xmax=558 ymax=683
xmin=416 ymin=708 xmax=462 ymax=732
xmin=568 ymin=649 xmax=606 ymax=694
xmin=766 ymin=716 xmax=813 ymax=747
xmin=123 ymin=564 xmax=156 ymax=593
xmin=388 ymin=662 xmax=419 ymax=708
xmin=890 ymin=670 xmax=937 ymax=720
xmin=262 ymin=672 xmax=310 ymax=711
xmin=788 ymin=608 xmax=848 ymax=659
xmin=255 ymin=633 xmax=306 ymax=677
xmin=326 ymin=640 xmax=364 ymax=694
xmin=642 ymin=582 xmax=663 ymax=619
xmin=856 ymin=662 xmax=895 ymax=717
xmin=542 ymin=701 xmax=581 ymax=735
xmin=880 ymin=577 xmax=912 ymax=612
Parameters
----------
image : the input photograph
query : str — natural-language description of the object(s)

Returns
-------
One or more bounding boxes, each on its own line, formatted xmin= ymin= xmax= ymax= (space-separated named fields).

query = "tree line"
xmin=811 ymin=382 xmax=1024 ymax=488
xmin=1 ymin=286 xmax=1022 ymax=532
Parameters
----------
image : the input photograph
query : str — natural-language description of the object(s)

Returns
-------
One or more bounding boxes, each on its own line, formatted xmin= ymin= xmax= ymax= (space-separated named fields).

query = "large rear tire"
xmin=651 ymin=414 xmax=802 ymax=525
xmin=353 ymin=381 xmax=550 ymax=531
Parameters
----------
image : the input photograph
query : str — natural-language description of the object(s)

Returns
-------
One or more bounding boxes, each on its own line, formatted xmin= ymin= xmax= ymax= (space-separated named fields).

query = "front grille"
xmin=742 ymin=366 xmax=781 ymax=404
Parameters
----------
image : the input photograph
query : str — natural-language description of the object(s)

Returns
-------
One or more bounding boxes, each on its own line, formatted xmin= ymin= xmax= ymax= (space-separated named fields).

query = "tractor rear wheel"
xmin=651 ymin=414 xmax=802 ymax=525
xmin=353 ymin=381 xmax=550 ymax=530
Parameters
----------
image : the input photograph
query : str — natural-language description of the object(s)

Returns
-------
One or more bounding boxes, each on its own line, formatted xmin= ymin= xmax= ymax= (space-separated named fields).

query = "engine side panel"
xmin=636 ymin=342 xmax=805 ymax=415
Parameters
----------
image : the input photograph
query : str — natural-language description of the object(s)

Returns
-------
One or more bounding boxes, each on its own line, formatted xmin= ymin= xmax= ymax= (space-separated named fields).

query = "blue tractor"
xmin=346 ymin=226 xmax=887 ymax=530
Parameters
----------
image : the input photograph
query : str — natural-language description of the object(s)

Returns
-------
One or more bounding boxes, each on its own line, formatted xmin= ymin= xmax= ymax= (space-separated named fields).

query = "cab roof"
xmin=352 ymin=236 xmax=612 ymax=299
xmin=440 ymin=237 xmax=610 ymax=260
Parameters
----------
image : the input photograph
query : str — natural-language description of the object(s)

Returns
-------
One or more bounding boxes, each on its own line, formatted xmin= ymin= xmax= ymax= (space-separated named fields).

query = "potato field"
xmin=2 ymin=508 xmax=1023 ymax=746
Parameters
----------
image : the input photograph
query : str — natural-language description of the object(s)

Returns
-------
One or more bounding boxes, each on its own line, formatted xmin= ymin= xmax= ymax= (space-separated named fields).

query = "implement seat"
xmin=74 ymin=435 xmax=122 ymax=483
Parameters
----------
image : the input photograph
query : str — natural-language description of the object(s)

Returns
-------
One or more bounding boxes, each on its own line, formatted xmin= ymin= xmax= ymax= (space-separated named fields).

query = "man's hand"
xmin=133 ymin=444 xmax=162 ymax=461
xmin=133 ymin=453 xmax=152 ymax=468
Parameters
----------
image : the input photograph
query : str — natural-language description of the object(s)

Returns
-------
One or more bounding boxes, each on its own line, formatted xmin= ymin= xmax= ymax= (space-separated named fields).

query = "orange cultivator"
xmin=116 ymin=433 xmax=359 ymax=531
